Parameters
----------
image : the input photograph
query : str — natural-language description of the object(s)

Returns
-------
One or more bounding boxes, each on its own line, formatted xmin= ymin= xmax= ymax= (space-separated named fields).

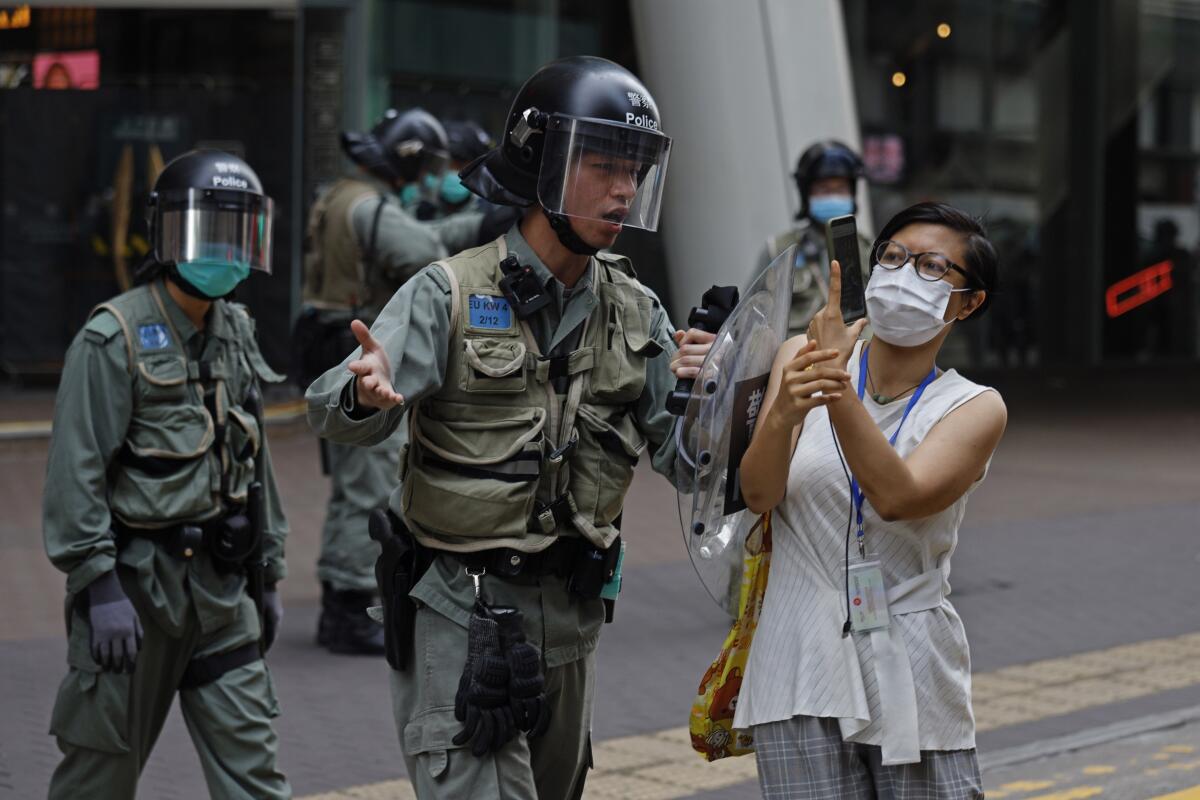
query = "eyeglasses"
xmin=873 ymin=240 xmax=977 ymax=289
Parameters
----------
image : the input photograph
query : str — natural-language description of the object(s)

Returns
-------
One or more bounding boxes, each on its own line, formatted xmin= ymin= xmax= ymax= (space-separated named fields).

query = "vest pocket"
xmin=111 ymin=403 xmax=216 ymax=524
xmin=570 ymin=405 xmax=646 ymax=528
xmin=589 ymin=289 xmax=659 ymax=403
xmin=224 ymin=405 xmax=262 ymax=502
xmin=404 ymin=401 xmax=546 ymax=540
xmin=136 ymin=355 xmax=188 ymax=400
xmin=460 ymin=338 xmax=527 ymax=394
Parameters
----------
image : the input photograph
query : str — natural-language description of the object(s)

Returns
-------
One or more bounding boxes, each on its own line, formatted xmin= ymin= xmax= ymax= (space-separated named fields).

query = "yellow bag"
xmin=688 ymin=512 xmax=772 ymax=761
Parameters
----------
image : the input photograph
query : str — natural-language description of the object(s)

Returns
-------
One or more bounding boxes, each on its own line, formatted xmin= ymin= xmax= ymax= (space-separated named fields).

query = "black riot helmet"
xmin=793 ymin=140 xmax=865 ymax=219
xmin=146 ymin=149 xmax=274 ymax=275
xmin=342 ymin=108 xmax=450 ymax=185
xmin=444 ymin=120 xmax=494 ymax=166
xmin=459 ymin=55 xmax=671 ymax=254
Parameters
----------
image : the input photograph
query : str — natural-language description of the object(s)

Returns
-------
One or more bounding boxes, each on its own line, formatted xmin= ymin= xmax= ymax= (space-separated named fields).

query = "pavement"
xmin=1 ymin=367 xmax=1199 ymax=798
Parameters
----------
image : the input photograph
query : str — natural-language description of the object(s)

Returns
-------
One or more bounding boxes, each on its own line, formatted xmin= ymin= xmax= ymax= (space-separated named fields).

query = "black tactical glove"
xmin=492 ymin=606 xmax=551 ymax=738
xmin=86 ymin=570 xmax=143 ymax=673
xmin=452 ymin=603 xmax=516 ymax=756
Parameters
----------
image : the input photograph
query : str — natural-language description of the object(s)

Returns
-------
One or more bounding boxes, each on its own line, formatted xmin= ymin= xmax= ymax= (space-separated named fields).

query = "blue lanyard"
xmin=848 ymin=344 xmax=937 ymax=557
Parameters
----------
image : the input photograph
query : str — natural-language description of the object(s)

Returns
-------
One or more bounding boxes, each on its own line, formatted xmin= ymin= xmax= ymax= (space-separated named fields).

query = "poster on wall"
xmin=33 ymin=49 xmax=99 ymax=89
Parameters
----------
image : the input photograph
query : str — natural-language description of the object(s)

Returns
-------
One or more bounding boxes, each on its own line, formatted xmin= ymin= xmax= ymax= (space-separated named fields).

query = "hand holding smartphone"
xmin=825 ymin=215 xmax=867 ymax=323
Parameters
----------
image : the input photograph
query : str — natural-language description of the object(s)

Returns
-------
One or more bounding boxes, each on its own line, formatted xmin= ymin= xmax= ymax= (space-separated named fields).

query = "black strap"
xmin=544 ymin=355 xmax=570 ymax=380
xmin=422 ymin=451 xmax=540 ymax=483
xmin=179 ymin=642 xmax=262 ymax=690
xmin=117 ymin=443 xmax=204 ymax=478
xmin=534 ymin=494 xmax=575 ymax=529
xmin=364 ymin=193 xmax=387 ymax=272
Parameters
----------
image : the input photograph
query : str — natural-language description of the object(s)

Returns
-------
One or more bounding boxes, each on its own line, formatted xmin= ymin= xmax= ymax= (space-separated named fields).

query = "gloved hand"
xmin=86 ymin=570 xmax=143 ymax=673
xmin=263 ymin=588 xmax=283 ymax=652
xmin=452 ymin=603 xmax=516 ymax=756
xmin=492 ymin=606 xmax=551 ymax=738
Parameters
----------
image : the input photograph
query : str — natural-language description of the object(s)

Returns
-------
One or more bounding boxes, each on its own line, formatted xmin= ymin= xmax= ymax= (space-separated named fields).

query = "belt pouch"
xmin=369 ymin=509 xmax=423 ymax=671
xmin=568 ymin=535 xmax=622 ymax=600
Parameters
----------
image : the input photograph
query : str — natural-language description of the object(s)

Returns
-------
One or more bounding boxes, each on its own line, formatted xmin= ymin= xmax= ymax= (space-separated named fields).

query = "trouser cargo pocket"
xmin=49 ymin=612 xmax=132 ymax=754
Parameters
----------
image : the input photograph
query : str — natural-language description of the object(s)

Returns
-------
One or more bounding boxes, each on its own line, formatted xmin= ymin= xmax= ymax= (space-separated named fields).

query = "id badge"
xmin=848 ymin=558 xmax=890 ymax=632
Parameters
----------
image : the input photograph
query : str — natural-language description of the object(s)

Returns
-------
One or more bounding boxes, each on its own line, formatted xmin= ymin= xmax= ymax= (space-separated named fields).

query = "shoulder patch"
xmin=136 ymin=323 xmax=172 ymax=351
xmin=83 ymin=312 xmax=122 ymax=344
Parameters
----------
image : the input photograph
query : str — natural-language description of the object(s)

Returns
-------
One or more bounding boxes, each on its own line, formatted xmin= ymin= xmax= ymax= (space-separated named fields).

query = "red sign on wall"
xmin=1105 ymin=260 xmax=1174 ymax=318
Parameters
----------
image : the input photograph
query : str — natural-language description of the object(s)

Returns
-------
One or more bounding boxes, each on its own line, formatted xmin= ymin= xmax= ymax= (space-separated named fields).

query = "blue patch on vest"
xmin=468 ymin=294 xmax=513 ymax=330
xmin=138 ymin=323 xmax=172 ymax=350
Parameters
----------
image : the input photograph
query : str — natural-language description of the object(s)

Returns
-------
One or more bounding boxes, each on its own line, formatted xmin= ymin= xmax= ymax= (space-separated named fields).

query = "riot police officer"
xmin=298 ymin=107 xmax=482 ymax=655
xmin=759 ymin=139 xmax=874 ymax=335
xmin=306 ymin=56 xmax=712 ymax=798
xmin=44 ymin=150 xmax=291 ymax=799
xmin=438 ymin=119 xmax=494 ymax=216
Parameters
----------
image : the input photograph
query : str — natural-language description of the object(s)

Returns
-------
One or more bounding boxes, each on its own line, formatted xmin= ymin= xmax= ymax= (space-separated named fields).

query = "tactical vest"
xmin=301 ymin=178 xmax=385 ymax=312
xmin=399 ymin=237 xmax=663 ymax=554
xmin=88 ymin=281 xmax=284 ymax=529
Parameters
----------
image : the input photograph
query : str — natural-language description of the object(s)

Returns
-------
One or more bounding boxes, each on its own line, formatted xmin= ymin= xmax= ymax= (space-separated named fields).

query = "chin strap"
xmin=543 ymin=208 xmax=599 ymax=256
xmin=166 ymin=265 xmax=235 ymax=301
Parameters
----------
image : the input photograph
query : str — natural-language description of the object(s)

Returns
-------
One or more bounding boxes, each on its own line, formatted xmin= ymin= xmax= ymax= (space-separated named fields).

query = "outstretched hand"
xmin=347 ymin=320 xmax=405 ymax=410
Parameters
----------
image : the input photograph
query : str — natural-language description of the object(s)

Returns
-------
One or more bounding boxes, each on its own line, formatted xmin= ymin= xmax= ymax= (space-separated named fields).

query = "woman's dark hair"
xmin=871 ymin=201 xmax=999 ymax=319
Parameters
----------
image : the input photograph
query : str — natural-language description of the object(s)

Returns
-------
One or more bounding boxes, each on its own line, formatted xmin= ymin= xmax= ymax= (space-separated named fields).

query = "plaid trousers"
xmin=753 ymin=716 xmax=985 ymax=799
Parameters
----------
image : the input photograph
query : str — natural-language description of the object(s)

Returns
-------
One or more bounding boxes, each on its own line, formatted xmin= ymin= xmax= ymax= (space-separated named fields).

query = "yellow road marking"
xmin=1168 ymin=760 xmax=1200 ymax=773
xmin=296 ymin=633 xmax=1200 ymax=798
xmin=1082 ymin=766 xmax=1116 ymax=775
xmin=974 ymin=633 xmax=1200 ymax=732
xmin=1024 ymin=788 xmax=1102 ymax=800
xmin=1147 ymin=786 xmax=1200 ymax=800
xmin=1168 ymin=746 xmax=1198 ymax=754
xmin=1000 ymin=781 xmax=1057 ymax=791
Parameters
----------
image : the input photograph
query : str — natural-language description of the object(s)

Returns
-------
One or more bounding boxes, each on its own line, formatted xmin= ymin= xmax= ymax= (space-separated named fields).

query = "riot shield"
xmin=675 ymin=245 xmax=796 ymax=615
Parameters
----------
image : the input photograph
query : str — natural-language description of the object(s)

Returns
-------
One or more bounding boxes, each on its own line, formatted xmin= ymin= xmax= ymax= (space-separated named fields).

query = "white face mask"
xmin=865 ymin=264 xmax=953 ymax=347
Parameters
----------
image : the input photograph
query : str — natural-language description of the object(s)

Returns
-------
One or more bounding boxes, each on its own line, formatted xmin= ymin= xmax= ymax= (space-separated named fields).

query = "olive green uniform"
xmin=301 ymin=176 xmax=482 ymax=592
xmin=44 ymin=278 xmax=291 ymax=800
xmin=758 ymin=217 xmax=874 ymax=337
xmin=306 ymin=226 xmax=682 ymax=798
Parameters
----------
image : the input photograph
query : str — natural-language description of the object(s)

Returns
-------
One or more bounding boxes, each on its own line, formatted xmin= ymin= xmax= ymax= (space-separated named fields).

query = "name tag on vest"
xmin=468 ymin=295 xmax=513 ymax=330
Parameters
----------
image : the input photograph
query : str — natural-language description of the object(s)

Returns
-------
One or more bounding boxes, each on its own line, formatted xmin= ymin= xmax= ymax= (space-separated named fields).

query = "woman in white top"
xmin=736 ymin=202 xmax=1007 ymax=799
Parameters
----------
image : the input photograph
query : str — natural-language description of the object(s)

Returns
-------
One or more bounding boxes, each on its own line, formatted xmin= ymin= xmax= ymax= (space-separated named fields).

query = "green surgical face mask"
xmin=400 ymin=183 xmax=420 ymax=208
xmin=176 ymin=259 xmax=251 ymax=299
xmin=440 ymin=172 xmax=471 ymax=205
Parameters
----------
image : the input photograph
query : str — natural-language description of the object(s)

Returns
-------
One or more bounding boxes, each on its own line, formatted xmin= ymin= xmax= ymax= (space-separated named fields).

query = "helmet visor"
xmin=154 ymin=188 xmax=274 ymax=274
xmin=537 ymin=115 xmax=671 ymax=232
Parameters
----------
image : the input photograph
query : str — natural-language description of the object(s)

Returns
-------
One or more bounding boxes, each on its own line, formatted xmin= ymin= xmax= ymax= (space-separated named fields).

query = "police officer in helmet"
xmin=299 ymin=108 xmax=493 ymax=656
xmin=437 ymin=119 xmax=494 ymax=216
xmin=306 ymin=55 xmax=713 ymax=798
xmin=45 ymin=149 xmax=291 ymax=799
xmin=760 ymin=139 xmax=874 ymax=336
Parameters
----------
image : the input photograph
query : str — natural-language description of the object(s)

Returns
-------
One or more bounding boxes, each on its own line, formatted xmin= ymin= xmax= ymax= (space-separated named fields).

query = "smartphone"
xmin=825 ymin=214 xmax=867 ymax=323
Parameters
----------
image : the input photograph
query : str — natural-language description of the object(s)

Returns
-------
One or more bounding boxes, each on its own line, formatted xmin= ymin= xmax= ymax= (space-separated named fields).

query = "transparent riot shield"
xmin=675 ymin=245 xmax=796 ymax=615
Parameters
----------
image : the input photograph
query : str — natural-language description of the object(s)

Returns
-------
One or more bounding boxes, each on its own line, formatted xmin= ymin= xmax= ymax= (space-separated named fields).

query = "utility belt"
xmin=112 ymin=512 xmax=261 ymax=572
xmin=369 ymin=508 xmax=623 ymax=672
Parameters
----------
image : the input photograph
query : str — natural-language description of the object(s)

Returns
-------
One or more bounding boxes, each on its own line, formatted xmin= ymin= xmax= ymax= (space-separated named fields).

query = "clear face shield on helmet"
xmin=153 ymin=188 xmax=274 ymax=273
xmin=537 ymin=114 xmax=671 ymax=232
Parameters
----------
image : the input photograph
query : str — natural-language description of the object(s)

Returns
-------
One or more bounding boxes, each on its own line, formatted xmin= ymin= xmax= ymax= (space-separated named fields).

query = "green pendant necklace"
xmin=865 ymin=361 xmax=924 ymax=405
